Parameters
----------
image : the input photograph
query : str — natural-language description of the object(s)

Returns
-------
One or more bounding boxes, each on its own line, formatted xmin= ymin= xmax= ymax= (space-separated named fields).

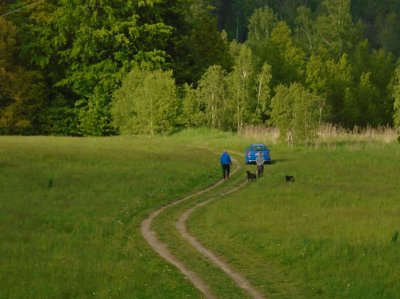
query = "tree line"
xmin=1 ymin=0 xmax=400 ymax=142
xmin=212 ymin=0 xmax=400 ymax=57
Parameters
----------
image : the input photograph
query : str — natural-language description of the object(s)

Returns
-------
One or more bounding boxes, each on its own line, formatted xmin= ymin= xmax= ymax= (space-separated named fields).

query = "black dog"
xmin=285 ymin=175 xmax=295 ymax=182
xmin=247 ymin=171 xmax=257 ymax=182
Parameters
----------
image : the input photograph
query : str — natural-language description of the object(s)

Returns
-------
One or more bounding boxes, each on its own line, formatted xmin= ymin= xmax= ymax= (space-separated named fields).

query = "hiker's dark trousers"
xmin=257 ymin=165 xmax=264 ymax=177
xmin=222 ymin=164 xmax=230 ymax=179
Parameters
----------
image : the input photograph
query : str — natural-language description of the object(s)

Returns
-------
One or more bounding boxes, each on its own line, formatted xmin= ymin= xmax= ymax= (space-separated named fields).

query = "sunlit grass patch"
xmin=0 ymin=135 xmax=220 ymax=298
xmin=189 ymin=141 xmax=400 ymax=298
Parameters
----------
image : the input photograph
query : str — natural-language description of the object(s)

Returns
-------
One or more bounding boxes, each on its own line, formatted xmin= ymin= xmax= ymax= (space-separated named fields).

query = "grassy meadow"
xmin=1 ymin=129 xmax=399 ymax=298
xmin=188 ymin=139 xmax=400 ymax=298
xmin=0 ymin=135 xmax=221 ymax=298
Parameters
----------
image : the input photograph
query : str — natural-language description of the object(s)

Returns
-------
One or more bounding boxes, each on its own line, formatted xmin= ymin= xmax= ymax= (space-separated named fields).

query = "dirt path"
xmin=141 ymin=181 xmax=224 ymax=299
xmin=141 ymin=152 xmax=266 ymax=298
xmin=176 ymin=180 xmax=266 ymax=299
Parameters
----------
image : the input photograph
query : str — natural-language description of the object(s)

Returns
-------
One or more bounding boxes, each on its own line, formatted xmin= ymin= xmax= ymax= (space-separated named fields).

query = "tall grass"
xmin=238 ymin=124 xmax=399 ymax=146
xmin=0 ymin=135 xmax=220 ymax=299
xmin=188 ymin=140 xmax=400 ymax=298
xmin=317 ymin=124 xmax=398 ymax=145
xmin=238 ymin=126 xmax=280 ymax=145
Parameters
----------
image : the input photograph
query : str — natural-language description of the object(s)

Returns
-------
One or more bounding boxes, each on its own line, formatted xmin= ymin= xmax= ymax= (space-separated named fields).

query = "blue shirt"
xmin=220 ymin=152 xmax=231 ymax=165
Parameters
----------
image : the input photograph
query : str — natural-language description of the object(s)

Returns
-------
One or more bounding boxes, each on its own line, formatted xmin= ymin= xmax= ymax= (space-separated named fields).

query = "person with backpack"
xmin=220 ymin=151 xmax=232 ymax=180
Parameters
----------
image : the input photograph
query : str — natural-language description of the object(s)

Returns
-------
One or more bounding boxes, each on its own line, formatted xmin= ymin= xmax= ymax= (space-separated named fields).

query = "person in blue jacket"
xmin=220 ymin=151 xmax=232 ymax=180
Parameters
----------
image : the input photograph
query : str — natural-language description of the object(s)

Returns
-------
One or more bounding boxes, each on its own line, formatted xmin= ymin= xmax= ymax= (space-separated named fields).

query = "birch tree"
xmin=197 ymin=65 xmax=227 ymax=129
xmin=306 ymin=54 xmax=353 ymax=126
xmin=227 ymin=44 xmax=256 ymax=131
xmin=247 ymin=6 xmax=277 ymax=61
xmin=255 ymin=62 xmax=272 ymax=124
xmin=314 ymin=0 xmax=361 ymax=59
xmin=181 ymin=83 xmax=205 ymax=128
xmin=271 ymin=83 xmax=323 ymax=145
xmin=111 ymin=68 xmax=178 ymax=135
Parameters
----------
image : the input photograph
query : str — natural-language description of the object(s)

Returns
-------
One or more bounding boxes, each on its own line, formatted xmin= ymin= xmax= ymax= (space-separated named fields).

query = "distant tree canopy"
xmin=1 ymin=0 xmax=230 ymax=135
xmin=212 ymin=0 xmax=400 ymax=57
xmin=1 ymin=0 xmax=400 ymax=141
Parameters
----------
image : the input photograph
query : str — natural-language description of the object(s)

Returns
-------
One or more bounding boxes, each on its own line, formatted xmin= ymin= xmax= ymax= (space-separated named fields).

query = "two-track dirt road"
xmin=141 ymin=152 xmax=266 ymax=299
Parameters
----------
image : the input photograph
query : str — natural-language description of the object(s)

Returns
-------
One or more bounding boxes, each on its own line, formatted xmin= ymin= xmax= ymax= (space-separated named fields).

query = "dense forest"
xmin=1 ymin=0 xmax=400 ymax=141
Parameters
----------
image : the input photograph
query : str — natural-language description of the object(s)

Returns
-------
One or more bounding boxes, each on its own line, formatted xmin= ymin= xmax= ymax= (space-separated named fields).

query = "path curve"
xmin=141 ymin=150 xmax=265 ymax=298
xmin=176 ymin=180 xmax=266 ymax=299
xmin=141 ymin=181 xmax=225 ymax=299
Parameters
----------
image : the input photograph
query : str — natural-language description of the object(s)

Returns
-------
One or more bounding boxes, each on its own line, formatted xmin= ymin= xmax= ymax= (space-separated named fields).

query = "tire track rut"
xmin=141 ymin=151 xmax=266 ymax=298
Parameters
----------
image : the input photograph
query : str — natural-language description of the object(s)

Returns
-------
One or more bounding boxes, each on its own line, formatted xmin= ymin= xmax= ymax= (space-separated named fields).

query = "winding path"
xmin=140 ymin=151 xmax=266 ymax=299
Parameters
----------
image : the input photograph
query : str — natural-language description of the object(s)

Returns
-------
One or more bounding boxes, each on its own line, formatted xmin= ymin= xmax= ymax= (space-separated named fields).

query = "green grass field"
xmin=1 ymin=131 xmax=399 ymax=298
xmin=188 ymin=141 xmax=400 ymax=298
xmin=0 ymin=135 xmax=220 ymax=298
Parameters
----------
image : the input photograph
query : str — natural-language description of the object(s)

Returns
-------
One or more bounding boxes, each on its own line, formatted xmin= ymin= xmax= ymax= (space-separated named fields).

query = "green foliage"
xmin=196 ymin=65 xmax=228 ymax=129
xmin=2 ymin=0 xmax=400 ymax=135
xmin=0 ymin=16 xmax=45 ymax=134
xmin=369 ymin=49 xmax=396 ymax=124
xmin=181 ymin=83 xmax=206 ymax=128
xmin=0 ymin=15 xmax=14 ymax=66
xmin=17 ymin=0 xmax=173 ymax=135
xmin=306 ymin=54 xmax=353 ymax=126
xmin=351 ymin=0 xmax=400 ymax=56
xmin=182 ymin=56 xmax=273 ymax=131
xmin=247 ymin=6 xmax=277 ymax=60
xmin=392 ymin=65 xmax=400 ymax=128
xmin=112 ymin=68 xmax=178 ymax=135
xmin=180 ymin=62 xmax=232 ymax=132
xmin=170 ymin=2 xmax=232 ymax=84
xmin=255 ymin=62 xmax=272 ymax=124
xmin=247 ymin=9 xmax=305 ymax=87
xmin=313 ymin=0 xmax=362 ymax=59
xmin=77 ymin=93 xmax=116 ymax=136
xmin=227 ymin=44 xmax=256 ymax=131
xmin=350 ymin=41 xmax=395 ymax=126
xmin=347 ymin=72 xmax=380 ymax=127
xmin=267 ymin=21 xmax=306 ymax=86
xmin=39 ymin=100 xmax=80 ymax=136
xmin=0 ymin=68 xmax=45 ymax=134
xmin=295 ymin=6 xmax=316 ymax=54
xmin=375 ymin=12 xmax=400 ymax=56
xmin=271 ymin=83 xmax=323 ymax=144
